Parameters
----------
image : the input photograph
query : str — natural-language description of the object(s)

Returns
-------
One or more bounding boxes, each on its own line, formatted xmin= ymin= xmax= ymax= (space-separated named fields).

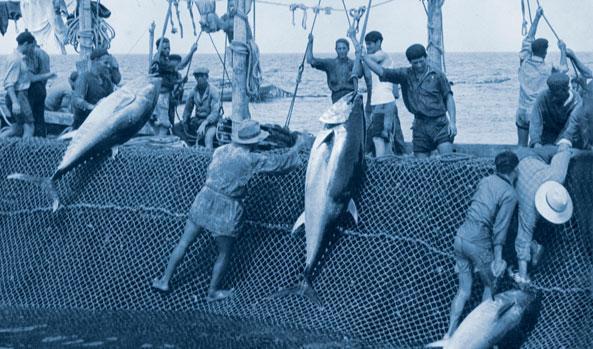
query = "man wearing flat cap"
xmin=529 ymin=72 xmax=583 ymax=148
xmin=153 ymin=120 xmax=306 ymax=302
xmin=70 ymin=48 xmax=116 ymax=129
xmin=516 ymin=7 xmax=568 ymax=146
xmin=175 ymin=67 xmax=221 ymax=149
xmin=360 ymin=42 xmax=457 ymax=158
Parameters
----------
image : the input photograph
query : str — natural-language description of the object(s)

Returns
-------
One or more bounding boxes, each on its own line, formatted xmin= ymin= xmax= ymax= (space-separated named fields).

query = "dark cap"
xmin=193 ymin=67 xmax=209 ymax=76
xmin=547 ymin=72 xmax=570 ymax=90
xmin=16 ymin=31 xmax=35 ymax=46
xmin=405 ymin=43 xmax=427 ymax=61
xmin=90 ymin=48 xmax=109 ymax=60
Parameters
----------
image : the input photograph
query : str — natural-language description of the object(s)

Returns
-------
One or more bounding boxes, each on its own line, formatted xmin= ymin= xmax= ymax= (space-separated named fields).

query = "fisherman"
xmin=149 ymin=37 xmax=197 ymax=136
xmin=25 ymin=35 xmax=53 ymax=137
xmin=153 ymin=120 xmax=305 ymax=301
xmin=359 ymin=43 xmax=457 ymax=157
xmin=512 ymin=144 xmax=575 ymax=285
xmin=529 ymin=73 xmax=582 ymax=148
xmin=175 ymin=67 xmax=221 ymax=149
xmin=306 ymin=34 xmax=365 ymax=104
xmin=45 ymin=71 xmax=78 ymax=112
xmin=356 ymin=30 xmax=405 ymax=157
xmin=515 ymin=7 xmax=568 ymax=147
xmin=168 ymin=54 xmax=184 ymax=127
xmin=105 ymin=52 xmax=122 ymax=87
xmin=444 ymin=150 xmax=519 ymax=340
xmin=71 ymin=48 xmax=115 ymax=129
xmin=565 ymin=48 xmax=593 ymax=97
xmin=1 ymin=31 xmax=40 ymax=138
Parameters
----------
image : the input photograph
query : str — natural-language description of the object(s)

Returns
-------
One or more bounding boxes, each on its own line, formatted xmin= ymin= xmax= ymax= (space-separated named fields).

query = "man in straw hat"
xmin=512 ymin=144 xmax=575 ymax=285
xmin=445 ymin=150 xmax=519 ymax=340
xmin=153 ymin=120 xmax=305 ymax=302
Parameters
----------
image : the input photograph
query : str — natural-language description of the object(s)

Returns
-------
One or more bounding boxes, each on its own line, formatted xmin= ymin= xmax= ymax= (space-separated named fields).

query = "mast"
xmin=426 ymin=0 xmax=445 ymax=72
xmin=231 ymin=0 xmax=251 ymax=126
xmin=76 ymin=0 xmax=93 ymax=74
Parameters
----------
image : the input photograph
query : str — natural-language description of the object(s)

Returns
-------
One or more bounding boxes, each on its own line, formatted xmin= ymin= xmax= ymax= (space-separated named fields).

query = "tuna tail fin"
xmin=291 ymin=212 xmax=305 ymax=238
xmin=7 ymin=173 xmax=60 ymax=212
xmin=57 ymin=129 xmax=77 ymax=141
xmin=272 ymin=280 xmax=323 ymax=309
xmin=347 ymin=199 xmax=359 ymax=225
xmin=425 ymin=339 xmax=447 ymax=348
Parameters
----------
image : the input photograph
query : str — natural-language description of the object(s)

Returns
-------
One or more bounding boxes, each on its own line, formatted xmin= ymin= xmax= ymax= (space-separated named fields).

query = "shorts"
xmin=151 ymin=93 xmax=172 ymax=129
xmin=515 ymin=108 xmax=530 ymax=130
xmin=454 ymin=236 xmax=495 ymax=287
xmin=5 ymin=90 xmax=34 ymax=124
xmin=367 ymin=102 xmax=395 ymax=141
xmin=188 ymin=186 xmax=244 ymax=239
xmin=412 ymin=115 xmax=452 ymax=154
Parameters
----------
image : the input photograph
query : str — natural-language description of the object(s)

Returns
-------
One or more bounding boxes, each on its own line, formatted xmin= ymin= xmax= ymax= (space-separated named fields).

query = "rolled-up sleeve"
xmin=520 ymin=36 xmax=533 ymax=63
xmin=380 ymin=68 xmax=407 ymax=84
xmin=529 ymin=97 xmax=545 ymax=146
xmin=492 ymin=192 xmax=517 ymax=247
xmin=3 ymin=57 xmax=21 ymax=90
xmin=438 ymin=72 xmax=453 ymax=101
xmin=251 ymin=149 xmax=302 ymax=173
xmin=207 ymin=88 xmax=221 ymax=124
xmin=548 ymin=149 xmax=572 ymax=184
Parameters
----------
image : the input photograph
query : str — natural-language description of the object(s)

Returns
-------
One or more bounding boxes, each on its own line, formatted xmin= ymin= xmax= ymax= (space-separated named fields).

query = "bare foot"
xmin=152 ymin=277 xmax=170 ymax=292
xmin=206 ymin=289 xmax=234 ymax=302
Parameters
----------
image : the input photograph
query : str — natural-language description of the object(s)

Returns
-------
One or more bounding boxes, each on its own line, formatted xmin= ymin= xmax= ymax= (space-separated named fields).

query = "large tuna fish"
xmin=277 ymin=92 xmax=365 ymax=306
xmin=427 ymin=289 xmax=535 ymax=349
xmin=8 ymin=76 xmax=161 ymax=211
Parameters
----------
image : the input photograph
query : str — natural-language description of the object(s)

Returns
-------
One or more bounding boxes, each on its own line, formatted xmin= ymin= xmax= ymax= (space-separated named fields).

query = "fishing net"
xmin=0 ymin=138 xmax=591 ymax=348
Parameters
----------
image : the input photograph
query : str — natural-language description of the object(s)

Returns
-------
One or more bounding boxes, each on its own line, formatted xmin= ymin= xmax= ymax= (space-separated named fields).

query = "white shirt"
xmin=369 ymin=49 xmax=396 ymax=106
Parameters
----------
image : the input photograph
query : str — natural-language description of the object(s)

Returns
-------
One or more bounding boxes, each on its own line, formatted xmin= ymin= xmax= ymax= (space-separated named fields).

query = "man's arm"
xmin=6 ymin=86 xmax=20 ymax=115
xmin=555 ymin=40 xmax=569 ymax=74
xmin=529 ymin=98 xmax=545 ymax=147
xmin=206 ymin=88 xmax=221 ymax=124
xmin=566 ymin=48 xmax=593 ymax=79
xmin=178 ymin=43 xmax=198 ymax=71
xmin=520 ymin=7 xmax=543 ymax=64
xmin=492 ymin=193 xmax=518 ymax=261
xmin=71 ymin=73 xmax=94 ymax=111
xmin=252 ymin=137 xmax=305 ymax=173
xmin=446 ymin=94 xmax=457 ymax=137
xmin=108 ymin=55 xmax=122 ymax=85
xmin=527 ymin=7 xmax=543 ymax=40
xmin=557 ymin=102 xmax=584 ymax=148
xmin=305 ymin=34 xmax=316 ymax=66
xmin=548 ymin=147 xmax=573 ymax=184
xmin=182 ymin=94 xmax=195 ymax=124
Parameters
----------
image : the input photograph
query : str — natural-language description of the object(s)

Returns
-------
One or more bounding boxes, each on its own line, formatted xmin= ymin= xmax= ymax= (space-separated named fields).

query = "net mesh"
xmin=0 ymin=138 xmax=591 ymax=348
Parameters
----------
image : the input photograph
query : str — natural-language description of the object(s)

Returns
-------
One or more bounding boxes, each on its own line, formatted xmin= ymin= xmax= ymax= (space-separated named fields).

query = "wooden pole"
xmin=76 ymin=0 xmax=93 ymax=74
xmin=148 ymin=22 xmax=156 ymax=68
xmin=231 ymin=0 xmax=251 ymax=127
xmin=426 ymin=0 xmax=445 ymax=72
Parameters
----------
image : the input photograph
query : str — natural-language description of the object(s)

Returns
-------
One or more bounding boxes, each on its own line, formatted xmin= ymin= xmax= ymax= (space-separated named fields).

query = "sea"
xmin=3 ymin=51 xmax=593 ymax=144
xmin=0 ymin=52 xmax=592 ymax=348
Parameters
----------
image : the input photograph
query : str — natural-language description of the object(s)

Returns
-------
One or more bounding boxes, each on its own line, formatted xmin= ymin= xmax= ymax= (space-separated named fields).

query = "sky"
xmin=1 ymin=0 xmax=593 ymax=55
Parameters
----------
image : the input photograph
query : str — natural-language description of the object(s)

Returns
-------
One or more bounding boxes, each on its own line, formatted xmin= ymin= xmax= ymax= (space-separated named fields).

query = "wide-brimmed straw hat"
xmin=535 ymin=181 xmax=573 ymax=224
xmin=231 ymin=120 xmax=269 ymax=144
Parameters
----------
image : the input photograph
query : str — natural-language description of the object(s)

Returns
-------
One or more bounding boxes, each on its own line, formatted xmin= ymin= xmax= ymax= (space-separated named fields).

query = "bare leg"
xmin=373 ymin=137 xmax=386 ymax=157
xmin=204 ymin=127 xmax=217 ymax=149
xmin=517 ymin=127 xmax=529 ymax=147
xmin=153 ymin=220 xmax=203 ymax=292
xmin=437 ymin=141 xmax=454 ymax=155
xmin=206 ymin=235 xmax=236 ymax=301
xmin=22 ymin=123 xmax=34 ymax=139
xmin=447 ymin=270 xmax=472 ymax=338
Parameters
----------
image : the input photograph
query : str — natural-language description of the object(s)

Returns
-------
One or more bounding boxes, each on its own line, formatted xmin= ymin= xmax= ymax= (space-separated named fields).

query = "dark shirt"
xmin=380 ymin=66 xmax=452 ymax=118
xmin=71 ymin=70 xmax=113 ymax=127
xmin=529 ymin=89 xmax=582 ymax=146
xmin=150 ymin=54 xmax=178 ymax=93
xmin=311 ymin=57 xmax=355 ymax=103
xmin=26 ymin=46 xmax=50 ymax=88
xmin=457 ymin=175 xmax=517 ymax=248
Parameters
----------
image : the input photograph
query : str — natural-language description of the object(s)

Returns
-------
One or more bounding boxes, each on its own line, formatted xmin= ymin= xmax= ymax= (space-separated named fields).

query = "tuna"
xmin=7 ymin=76 xmax=161 ymax=211
xmin=427 ymin=289 xmax=535 ymax=349
xmin=277 ymin=92 xmax=365 ymax=306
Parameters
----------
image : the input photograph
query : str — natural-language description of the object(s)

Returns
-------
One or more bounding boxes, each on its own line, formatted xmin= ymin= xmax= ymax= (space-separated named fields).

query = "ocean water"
xmin=5 ymin=52 xmax=593 ymax=144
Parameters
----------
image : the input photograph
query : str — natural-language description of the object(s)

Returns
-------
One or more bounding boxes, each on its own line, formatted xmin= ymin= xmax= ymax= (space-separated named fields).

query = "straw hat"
xmin=231 ymin=120 xmax=269 ymax=144
xmin=535 ymin=181 xmax=573 ymax=224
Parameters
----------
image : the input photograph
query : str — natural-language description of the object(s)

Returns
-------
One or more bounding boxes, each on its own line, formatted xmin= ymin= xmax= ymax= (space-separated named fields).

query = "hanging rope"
xmin=284 ymin=0 xmax=323 ymax=129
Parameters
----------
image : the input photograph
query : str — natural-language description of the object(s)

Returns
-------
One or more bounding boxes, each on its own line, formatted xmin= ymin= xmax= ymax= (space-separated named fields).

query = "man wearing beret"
xmin=361 ymin=43 xmax=457 ymax=158
xmin=176 ymin=67 xmax=221 ymax=149
xmin=516 ymin=7 xmax=568 ymax=146
xmin=529 ymin=73 xmax=583 ymax=148
xmin=70 ymin=48 xmax=115 ymax=129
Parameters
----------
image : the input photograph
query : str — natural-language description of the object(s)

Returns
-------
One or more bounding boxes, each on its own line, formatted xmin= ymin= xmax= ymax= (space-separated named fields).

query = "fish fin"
xmin=425 ymin=339 xmax=446 ymax=348
xmin=7 ymin=174 xmax=60 ymax=212
xmin=496 ymin=301 xmax=515 ymax=318
xmin=57 ymin=129 xmax=77 ymax=141
xmin=348 ymin=199 xmax=359 ymax=225
xmin=291 ymin=212 xmax=305 ymax=238
xmin=272 ymin=281 xmax=323 ymax=310
xmin=112 ymin=95 xmax=137 ymax=114
xmin=110 ymin=146 xmax=119 ymax=159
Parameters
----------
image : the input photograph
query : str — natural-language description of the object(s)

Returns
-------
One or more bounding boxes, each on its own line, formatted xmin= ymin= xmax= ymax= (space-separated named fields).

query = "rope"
xmin=284 ymin=0 xmax=323 ymax=129
xmin=65 ymin=8 xmax=116 ymax=52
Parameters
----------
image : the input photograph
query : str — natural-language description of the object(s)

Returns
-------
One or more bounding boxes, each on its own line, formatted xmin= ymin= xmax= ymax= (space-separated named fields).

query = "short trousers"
xmin=412 ymin=115 xmax=452 ymax=154
xmin=188 ymin=186 xmax=244 ymax=239
xmin=367 ymin=102 xmax=396 ymax=141
xmin=5 ymin=90 xmax=34 ymax=124
xmin=515 ymin=108 xmax=530 ymax=130
xmin=454 ymin=236 xmax=495 ymax=287
xmin=152 ymin=93 xmax=172 ymax=129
